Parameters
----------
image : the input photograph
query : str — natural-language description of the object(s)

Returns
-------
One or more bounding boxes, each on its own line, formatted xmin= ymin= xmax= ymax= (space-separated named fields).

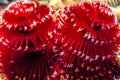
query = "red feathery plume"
xmin=0 ymin=1 xmax=56 ymax=53
xmin=0 ymin=42 xmax=55 ymax=80
xmin=51 ymin=1 xmax=120 ymax=80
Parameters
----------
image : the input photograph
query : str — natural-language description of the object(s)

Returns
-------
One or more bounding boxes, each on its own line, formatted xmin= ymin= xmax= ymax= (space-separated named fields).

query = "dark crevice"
xmin=93 ymin=24 xmax=102 ymax=30
xmin=19 ymin=16 xmax=26 ymax=21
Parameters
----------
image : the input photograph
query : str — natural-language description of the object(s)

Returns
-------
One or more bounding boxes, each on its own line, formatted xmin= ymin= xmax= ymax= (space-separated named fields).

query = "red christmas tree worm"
xmin=0 ymin=1 xmax=57 ymax=80
xmin=51 ymin=1 xmax=120 ymax=80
